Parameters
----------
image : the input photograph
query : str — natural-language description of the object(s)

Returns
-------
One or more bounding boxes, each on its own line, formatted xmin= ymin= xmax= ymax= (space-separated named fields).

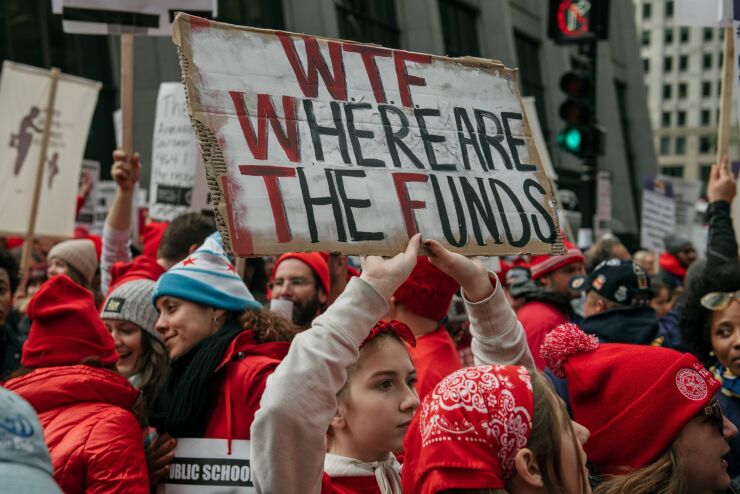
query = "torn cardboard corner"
xmin=173 ymin=13 xmax=564 ymax=258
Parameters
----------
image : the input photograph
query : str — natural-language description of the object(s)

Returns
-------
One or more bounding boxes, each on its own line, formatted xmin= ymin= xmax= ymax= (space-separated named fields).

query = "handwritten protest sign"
xmin=641 ymin=177 xmax=676 ymax=252
xmin=157 ymin=438 xmax=254 ymax=494
xmin=149 ymin=82 xmax=208 ymax=221
xmin=657 ymin=175 xmax=701 ymax=237
xmin=76 ymin=160 xmax=100 ymax=232
xmin=0 ymin=61 xmax=100 ymax=238
xmin=173 ymin=14 xmax=563 ymax=256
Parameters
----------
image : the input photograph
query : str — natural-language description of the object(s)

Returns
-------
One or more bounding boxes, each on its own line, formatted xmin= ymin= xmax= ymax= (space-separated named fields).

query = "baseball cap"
xmin=569 ymin=259 xmax=652 ymax=305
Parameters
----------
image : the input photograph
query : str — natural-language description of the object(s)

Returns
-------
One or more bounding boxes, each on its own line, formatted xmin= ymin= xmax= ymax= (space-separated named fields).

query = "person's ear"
xmin=330 ymin=406 xmax=347 ymax=431
xmin=318 ymin=286 xmax=329 ymax=305
xmin=511 ymin=448 xmax=544 ymax=488
xmin=188 ymin=244 xmax=199 ymax=254
xmin=597 ymin=298 xmax=608 ymax=314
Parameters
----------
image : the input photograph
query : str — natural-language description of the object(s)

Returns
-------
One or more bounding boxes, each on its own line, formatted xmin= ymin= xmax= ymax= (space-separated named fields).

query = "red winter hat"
xmin=529 ymin=236 xmax=584 ymax=280
xmin=142 ymin=221 xmax=168 ymax=260
xmin=272 ymin=252 xmax=330 ymax=294
xmin=393 ymin=257 xmax=460 ymax=321
xmin=541 ymin=323 xmax=720 ymax=474
xmin=402 ymin=365 xmax=534 ymax=493
xmin=22 ymin=275 xmax=118 ymax=368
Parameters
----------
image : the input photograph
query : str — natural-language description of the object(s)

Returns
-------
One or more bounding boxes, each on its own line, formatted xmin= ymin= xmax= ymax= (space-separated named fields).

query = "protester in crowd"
xmin=0 ymin=247 xmax=25 ymax=381
xmin=568 ymin=259 xmax=661 ymax=345
xmin=100 ymin=279 xmax=169 ymax=411
xmin=680 ymin=261 xmax=740 ymax=478
xmin=445 ymin=294 xmax=474 ymax=366
xmin=319 ymin=252 xmax=355 ymax=305
xmin=46 ymin=238 xmax=98 ymax=291
xmin=402 ymin=367 xmax=591 ymax=494
xmin=270 ymin=252 xmax=330 ymax=329
xmin=0 ymin=387 xmax=63 ymax=493
xmin=649 ymin=277 xmax=675 ymax=318
xmin=517 ymin=236 xmax=585 ymax=369
xmin=5 ymin=275 xmax=149 ymax=493
xmin=584 ymin=234 xmax=631 ymax=272
xmin=386 ymin=256 xmax=462 ymax=399
xmin=251 ymin=236 xmax=537 ymax=493
xmin=541 ymin=323 xmax=737 ymax=493
xmin=101 ymin=149 xmax=214 ymax=295
xmin=658 ymin=233 xmax=697 ymax=290
xmin=633 ymin=249 xmax=657 ymax=276
xmin=149 ymin=233 xmax=297 ymax=456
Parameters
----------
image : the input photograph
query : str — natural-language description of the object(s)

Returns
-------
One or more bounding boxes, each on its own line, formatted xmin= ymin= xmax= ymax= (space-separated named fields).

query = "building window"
xmin=676 ymin=137 xmax=686 ymax=154
xmin=666 ymin=0 xmax=674 ymax=17
xmin=664 ymin=28 xmax=674 ymax=44
xmin=704 ymin=27 xmax=714 ymax=41
xmin=514 ymin=32 xmax=549 ymax=143
xmin=336 ymin=0 xmax=400 ymax=48
xmin=663 ymin=56 xmax=673 ymax=72
xmin=642 ymin=30 xmax=651 ymax=46
xmin=679 ymin=27 xmax=689 ymax=43
xmin=643 ymin=3 xmax=652 ymax=19
xmin=661 ymin=166 xmax=684 ymax=177
xmin=700 ymin=164 xmax=712 ymax=194
xmin=700 ymin=135 xmax=715 ymax=154
xmin=660 ymin=137 xmax=671 ymax=154
xmin=701 ymin=109 xmax=711 ymax=126
xmin=662 ymin=84 xmax=672 ymax=99
xmin=719 ymin=52 xmax=724 ymax=69
xmin=703 ymin=53 xmax=713 ymax=69
xmin=702 ymin=81 xmax=712 ymax=96
xmin=677 ymin=110 xmax=686 ymax=126
xmin=678 ymin=55 xmax=688 ymax=71
xmin=643 ymin=58 xmax=650 ymax=73
xmin=439 ymin=0 xmax=480 ymax=56
xmin=661 ymin=111 xmax=671 ymax=127
xmin=678 ymin=83 xmax=687 ymax=99
xmin=218 ymin=0 xmax=285 ymax=28
xmin=720 ymin=27 xmax=725 ymax=40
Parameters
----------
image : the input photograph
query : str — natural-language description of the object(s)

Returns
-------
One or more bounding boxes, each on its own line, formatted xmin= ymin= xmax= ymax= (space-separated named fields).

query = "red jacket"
xmin=108 ymin=255 xmax=166 ymax=296
xmin=517 ymin=301 xmax=569 ymax=370
xmin=5 ymin=365 xmax=148 ymax=494
xmin=406 ymin=326 xmax=463 ymax=400
xmin=322 ymin=473 xmax=381 ymax=493
xmin=203 ymin=330 xmax=290 ymax=450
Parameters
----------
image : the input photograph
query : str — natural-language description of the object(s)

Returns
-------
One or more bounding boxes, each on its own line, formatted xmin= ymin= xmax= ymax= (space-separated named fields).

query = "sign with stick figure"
xmin=0 ymin=61 xmax=101 ymax=238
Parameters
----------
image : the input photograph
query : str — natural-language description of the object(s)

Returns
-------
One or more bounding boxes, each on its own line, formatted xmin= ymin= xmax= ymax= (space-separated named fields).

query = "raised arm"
xmin=251 ymin=235 xmax=420 ymax=494
xmin=425 ymin=239 xmax=535 ymax=371
xmin=705 ymin=155 xmax=738 ymax=271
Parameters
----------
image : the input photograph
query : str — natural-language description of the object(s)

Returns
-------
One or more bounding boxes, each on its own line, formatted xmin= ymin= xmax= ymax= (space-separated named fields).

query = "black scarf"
xmin=149 ymin=318 xmax=243 ymax=437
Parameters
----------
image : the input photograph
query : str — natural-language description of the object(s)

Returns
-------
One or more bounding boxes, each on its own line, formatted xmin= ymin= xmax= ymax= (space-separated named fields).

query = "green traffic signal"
xmin=557 ymin=127 xmax=582 ymax=152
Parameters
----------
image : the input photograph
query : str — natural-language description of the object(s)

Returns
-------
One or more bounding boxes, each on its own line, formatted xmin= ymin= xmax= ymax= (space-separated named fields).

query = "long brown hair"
xmin=135 ymin=332 xmax=170 ymax=411
xmin=239 ymin=308 xmax=300 ymax=343
xmin=593 ymin=445 xmax=685 ymax=494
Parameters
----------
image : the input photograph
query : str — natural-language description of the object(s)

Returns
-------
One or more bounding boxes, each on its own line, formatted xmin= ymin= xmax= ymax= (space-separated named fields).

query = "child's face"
xmin=339 ymin=337 xmax=419 ymax=461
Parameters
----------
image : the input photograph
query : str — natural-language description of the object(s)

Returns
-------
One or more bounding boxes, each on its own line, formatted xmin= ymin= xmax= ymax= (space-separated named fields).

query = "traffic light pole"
xmin=577 ymin=41 xmax=598 ymax=249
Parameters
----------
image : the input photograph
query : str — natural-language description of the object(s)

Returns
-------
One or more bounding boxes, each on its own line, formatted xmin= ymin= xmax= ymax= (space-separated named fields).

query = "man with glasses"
xmin=270 ymin=253 xmax=330 ymax=330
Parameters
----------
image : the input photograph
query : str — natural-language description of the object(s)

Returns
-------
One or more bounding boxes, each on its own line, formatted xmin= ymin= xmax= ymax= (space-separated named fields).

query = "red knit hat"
xmin=22 ymin=275 xmax=118 ymax=368
xmin=272 ymin=252 xmax=330 ymax=294
xmin=393 ymin=257 xmax=460 ymax=321
xmin=402 ymin=365 xmax=534 ymax=493
xmin=529 ymin=236 xmax=583 ymax=280
xmin=541 ymin=323 xmax=720 ymax=474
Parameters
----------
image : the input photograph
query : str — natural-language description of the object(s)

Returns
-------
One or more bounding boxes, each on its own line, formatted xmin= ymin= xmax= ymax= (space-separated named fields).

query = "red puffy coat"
xmin=5 ymin=365 xmax=149 ymax=494
xmin=203 ymin=330 xmax=290 ymax=451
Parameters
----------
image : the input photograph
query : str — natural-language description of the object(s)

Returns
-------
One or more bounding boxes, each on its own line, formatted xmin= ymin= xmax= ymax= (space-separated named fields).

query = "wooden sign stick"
xmin=121 ymin=33 xmax=134 ymax=156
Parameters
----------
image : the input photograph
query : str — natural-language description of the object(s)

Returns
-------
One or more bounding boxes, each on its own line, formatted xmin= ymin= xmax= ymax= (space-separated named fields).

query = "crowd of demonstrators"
xmin=584 ymin=234 xmax=632 ymax=272
xmin=270 ymin=252 xmax=331 ymax=329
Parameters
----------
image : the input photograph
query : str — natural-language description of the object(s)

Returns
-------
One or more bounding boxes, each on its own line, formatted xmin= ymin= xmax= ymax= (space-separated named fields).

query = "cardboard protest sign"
xmin=149 ymin=82 xmax=209 ymax=221
xmin=75 ymin=160 xmax=100 ymax=232
xmin=93 ymin=180 xmax=117 ymax=232
xmin=0 ymin=62 xmax=100 ymax=238
xmin=641 ymin=177 xmax=676 ymax=252
xmin=657 ymin=175 xmax=701 ymax=237
xmin=173 ymin=14 xmax=564 ymax=257
xmin=53 ymin=0 xmax=216 ymax=36
xmin=157 ymin=438 xmax=254 ymax=494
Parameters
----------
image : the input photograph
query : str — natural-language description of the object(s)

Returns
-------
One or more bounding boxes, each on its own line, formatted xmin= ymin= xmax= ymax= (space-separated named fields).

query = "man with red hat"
xmin=271 ymin=252 xmax=330 ymax=330
xmin=386 ymin=257 xmax=462 ymax=400
xmin=517 ymin=236 xmax=585 ymax=369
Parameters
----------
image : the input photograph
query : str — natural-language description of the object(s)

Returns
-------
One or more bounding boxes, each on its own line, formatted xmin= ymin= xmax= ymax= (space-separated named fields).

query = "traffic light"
xmin=556 ymin=70 xmax=604 ymax=158
xmin=548 ymin=0 xmax=610 ymax=45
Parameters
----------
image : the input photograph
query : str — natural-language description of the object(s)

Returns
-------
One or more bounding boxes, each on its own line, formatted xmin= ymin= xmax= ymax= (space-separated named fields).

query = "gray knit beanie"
xmin=663 ymin=234 xmax=693 ymax=255
xmin=47 ymin=239 xmax=98 ymax=283
xmin=101 ymin=280 xmax=161 ymax=340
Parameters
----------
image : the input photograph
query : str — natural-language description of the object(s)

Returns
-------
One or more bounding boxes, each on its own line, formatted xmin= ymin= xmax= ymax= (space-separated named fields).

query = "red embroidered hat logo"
xmin=675 ymin=368 xmax=708 ymax=401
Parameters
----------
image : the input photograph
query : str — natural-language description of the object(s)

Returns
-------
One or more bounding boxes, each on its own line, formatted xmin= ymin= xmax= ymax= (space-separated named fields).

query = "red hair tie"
xmin=361 ymin=320 xmax=416 ymax=348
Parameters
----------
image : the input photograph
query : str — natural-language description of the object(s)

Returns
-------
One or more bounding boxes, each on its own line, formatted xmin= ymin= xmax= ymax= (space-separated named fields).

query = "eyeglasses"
xmin=700 ymin=290 xmax=740 ymax=311
xmin=270 ymin=277 xmax=315 ymax=290
xmin=700 ymin=399 xmax=724 ymax=437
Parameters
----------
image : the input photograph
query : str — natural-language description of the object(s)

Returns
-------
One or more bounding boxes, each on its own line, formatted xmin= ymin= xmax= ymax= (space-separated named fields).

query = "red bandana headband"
xmin=360 ymin=320 xmax=416 ymax=349
xmin=402 ymin=365 xmax=535 ymax=493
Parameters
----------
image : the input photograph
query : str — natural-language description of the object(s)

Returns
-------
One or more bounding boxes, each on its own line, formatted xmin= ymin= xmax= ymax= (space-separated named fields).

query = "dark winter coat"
xmin=581 ymin=305 xmax=661 ymax=345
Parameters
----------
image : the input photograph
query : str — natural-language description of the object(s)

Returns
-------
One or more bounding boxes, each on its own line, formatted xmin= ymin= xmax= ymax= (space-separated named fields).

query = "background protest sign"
xmin=149 ymin=82 xmax=210 ymax=221
xmin=157 ymin=438 xmax=254 ymax=494
xmin=173 ymin=14 xmax=564 ymax=257
xmin=656 ymin=174 xmax=701 ymax=238
xmin=641 ymin=177 xmax=676 ymax=252
xmin=0 ymin=61 xmax=100 ymax=239
xmin=75 ymin=160 xmax=100 ymax=232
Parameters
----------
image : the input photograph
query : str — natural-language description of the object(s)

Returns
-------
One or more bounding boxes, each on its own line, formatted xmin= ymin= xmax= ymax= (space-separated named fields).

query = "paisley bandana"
xmin=402 ymin=365 xmax=534 ymax=493
xmin=360 ymin=320 xmax=416 ymax=349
